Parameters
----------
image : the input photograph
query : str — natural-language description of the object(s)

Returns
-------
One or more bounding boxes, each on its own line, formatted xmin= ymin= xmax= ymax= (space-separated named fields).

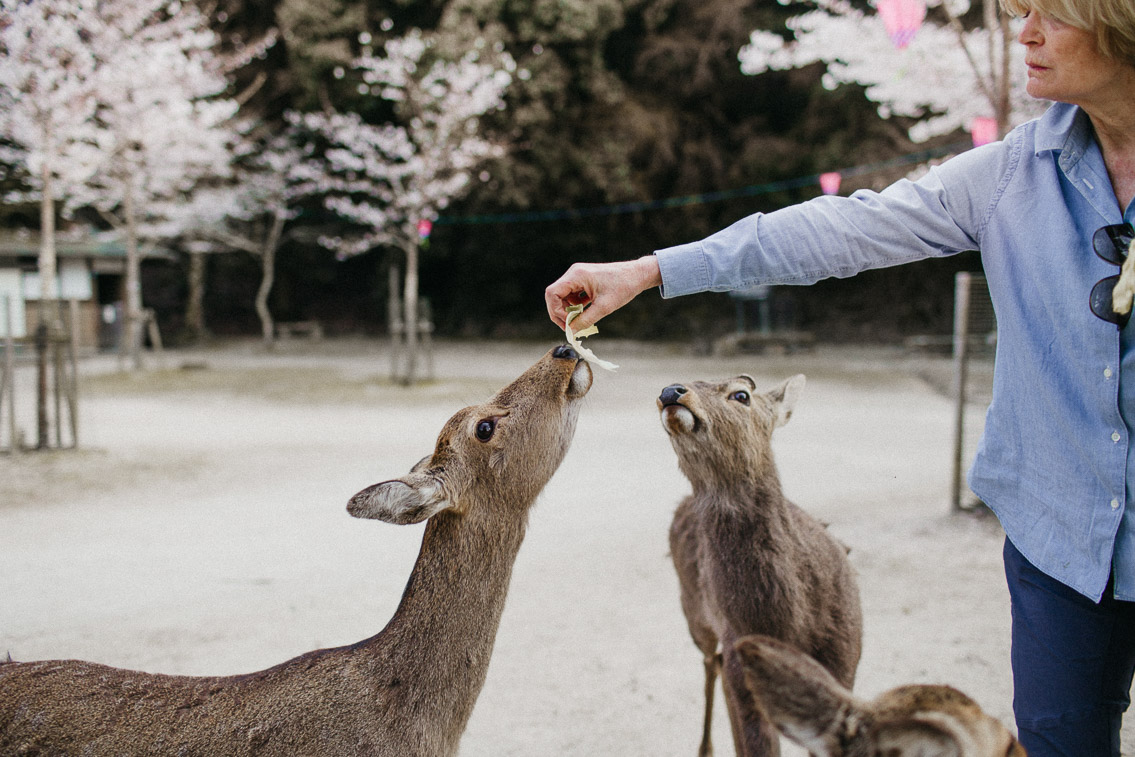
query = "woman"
xmin=545 ymin=2 xmax=1135 ymax=755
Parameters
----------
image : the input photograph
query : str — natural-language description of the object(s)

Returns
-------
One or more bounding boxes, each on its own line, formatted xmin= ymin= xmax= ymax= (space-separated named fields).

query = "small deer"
xmin=734 ymin=634 xmax=1026 ymax=757
xmin=658 ymin=373 xmax=862 ymax=756
xmin=0 ymin=344 xmax=593 ymax=757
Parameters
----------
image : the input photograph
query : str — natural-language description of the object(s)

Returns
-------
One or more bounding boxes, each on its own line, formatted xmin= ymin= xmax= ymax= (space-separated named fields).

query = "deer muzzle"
xmin=658 ymin=384 xmax=696 ymax=435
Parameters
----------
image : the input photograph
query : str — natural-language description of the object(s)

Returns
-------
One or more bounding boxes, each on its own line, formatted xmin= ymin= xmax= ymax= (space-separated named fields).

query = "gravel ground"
xmin=1 ymin=337 xmax=1129 ymax=755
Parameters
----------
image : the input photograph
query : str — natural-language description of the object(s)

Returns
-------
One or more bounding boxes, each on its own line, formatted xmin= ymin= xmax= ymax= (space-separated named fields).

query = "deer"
xmin=0 ymin=344 xmax=593 ymax=757
xmin=734 ymin=634 xmax=1026 ymax=757
xmin=658 ymin=373 xmax=862 ymax=757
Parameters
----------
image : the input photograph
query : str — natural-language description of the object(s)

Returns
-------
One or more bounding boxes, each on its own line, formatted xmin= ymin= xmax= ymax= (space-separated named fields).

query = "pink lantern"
xmin=819 ymin=172 xmax=843 ymax=195
xmin=876 ymin=0 xmax=926 ymax=48
xmin=417 ymin=218 xmax=433 ymax=239
xmin=969 ymin=116 xmax=999 ymax=147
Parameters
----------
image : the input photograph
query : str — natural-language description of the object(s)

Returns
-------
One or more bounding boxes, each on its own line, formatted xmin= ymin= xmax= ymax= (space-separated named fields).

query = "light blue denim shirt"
xmin=655 ymin=102 xmax=1134 ymax=602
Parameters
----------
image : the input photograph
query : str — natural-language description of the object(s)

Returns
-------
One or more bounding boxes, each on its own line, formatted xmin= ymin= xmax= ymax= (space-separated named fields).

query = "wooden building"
xmin=0 ymin=230 xmax=172 ymax=351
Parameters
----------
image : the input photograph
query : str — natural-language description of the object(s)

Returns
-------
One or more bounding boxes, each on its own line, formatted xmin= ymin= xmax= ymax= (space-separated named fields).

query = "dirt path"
xmin=0 ymin=338 xmax=1116 ymax=755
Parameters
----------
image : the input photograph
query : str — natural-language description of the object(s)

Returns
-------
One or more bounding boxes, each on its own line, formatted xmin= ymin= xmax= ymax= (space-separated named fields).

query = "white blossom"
xmin=64 ymin=0 xmax=238 ymax=227
xmin=0 ymin=0 xmax=103 ymax=192
xmin=291 ymin=27 xmax=512 ymax=259
xmin=739 ymin=0 xmax=1046 ymax=143
xmin=9 ymin=0 xmax=241 ymax=368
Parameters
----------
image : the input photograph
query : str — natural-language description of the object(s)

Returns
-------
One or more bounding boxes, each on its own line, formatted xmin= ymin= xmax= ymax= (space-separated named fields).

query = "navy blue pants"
xmin=1004 ymin=538 xmax=1135 ymax=757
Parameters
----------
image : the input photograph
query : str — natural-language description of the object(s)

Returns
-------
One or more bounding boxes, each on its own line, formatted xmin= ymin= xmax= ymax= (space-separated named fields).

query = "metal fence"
xmin=0 ymin=297 xmax=80 ymax=453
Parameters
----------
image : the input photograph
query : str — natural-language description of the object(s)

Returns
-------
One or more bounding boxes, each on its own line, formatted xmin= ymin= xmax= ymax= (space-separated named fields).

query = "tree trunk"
xmin=255 ymin=211 xmax=286 ymax=347
xmin=255 ymin=248 xmax=275 ymax=346
xmin=38 ymin=155 xmax=57 ymax=309
xmin=980 ymin=0 xmax=1012 ymax=138
xmin=185 ymin=251 xmax=207 ymax=342
xmin=402 ymin=241 xmax=419 ymax=386
xmin=387 ymin=262 xmax=402 ymax=382
xmin=124 ymin=178 xmax=143 ymax=372
xmin=996 ymin=5 xmax=1013 ymax=137
xmin=36 ymin=148 xmax=57 ymax=448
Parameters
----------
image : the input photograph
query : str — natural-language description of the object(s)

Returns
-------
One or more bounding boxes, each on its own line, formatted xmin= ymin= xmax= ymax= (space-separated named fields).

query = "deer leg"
xmin=699 ymin=651 xmax=721 ymax=757
xmin=721 ymin=647 xmax=781 ymax=756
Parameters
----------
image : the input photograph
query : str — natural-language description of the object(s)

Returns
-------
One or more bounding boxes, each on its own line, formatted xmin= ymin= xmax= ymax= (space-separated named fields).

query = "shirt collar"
xmin=1033 ymin=102 xmax=1124 ymax=222
xmin=1034 ymin=101 xmax=1094 ymax=160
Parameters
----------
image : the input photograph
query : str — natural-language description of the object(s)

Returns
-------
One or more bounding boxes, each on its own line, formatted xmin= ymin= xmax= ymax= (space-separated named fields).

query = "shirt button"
xmin=1113 ymin=431 xmax=1122 ymax=442
xmin=1104 ymin=367 xmax=1114 ymax=379
xmin=1112 ymin=499 xmax=1121 ymax=510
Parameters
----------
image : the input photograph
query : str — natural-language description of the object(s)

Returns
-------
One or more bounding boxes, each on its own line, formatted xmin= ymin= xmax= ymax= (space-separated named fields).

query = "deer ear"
xmin=767 ymin=374 xmax=805 ymax=428
xmin=347 ymin=472 xmax=451 ymax=524
xmin=733 ymin=635 xmax=857 ymax=757
xmin=873 ymin=719 xmax=961 ymax=757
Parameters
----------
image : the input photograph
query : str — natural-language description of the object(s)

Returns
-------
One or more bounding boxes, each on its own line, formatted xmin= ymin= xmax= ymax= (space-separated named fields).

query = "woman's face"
xmin=1018 ymin=10 xmax=1133 ymax=110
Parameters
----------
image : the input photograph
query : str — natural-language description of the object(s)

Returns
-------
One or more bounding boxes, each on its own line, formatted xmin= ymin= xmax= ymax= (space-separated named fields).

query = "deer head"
xmin=348 ymin=345 xmax=593 ymax=524
xmin=657 ymin=374 xmax=805 ymax=492
xmin=734 ymin=635 xmax=1026 ymax=757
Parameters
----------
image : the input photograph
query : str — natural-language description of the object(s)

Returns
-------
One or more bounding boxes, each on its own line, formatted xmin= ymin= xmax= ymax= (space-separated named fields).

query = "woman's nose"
xmin=1018 ymin=11 xmax=1041 ymax=45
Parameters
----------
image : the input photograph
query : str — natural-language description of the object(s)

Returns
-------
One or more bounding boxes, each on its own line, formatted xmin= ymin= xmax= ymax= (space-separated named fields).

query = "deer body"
xmin=659 ymin=374 xmax=862 ymax=757
xmin=734 ymin=634 xmax=1026 ymax=757
xmin=0 ymin=345 xmax=593 ymax=757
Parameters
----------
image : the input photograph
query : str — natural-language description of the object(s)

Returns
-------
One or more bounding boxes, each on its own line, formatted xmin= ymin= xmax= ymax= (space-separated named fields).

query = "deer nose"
xmin=659 ymin=384 xmax=687 ymax=406
xmin=553 ymin=344 xmax=580 ymax=360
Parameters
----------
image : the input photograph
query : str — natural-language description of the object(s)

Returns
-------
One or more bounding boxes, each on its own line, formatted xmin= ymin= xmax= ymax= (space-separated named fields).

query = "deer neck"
xmin=694 ymin=463 xmax=784 ymax=512
xmin=683 ymin=437 xmax=783 ymax=503
xmin=359 ymin=499 xmax=527 ymax=732
xmin=691 ymin=470 xmax=791 ymax=565
xmin=698 ymin=476 xmax=795 ymax=610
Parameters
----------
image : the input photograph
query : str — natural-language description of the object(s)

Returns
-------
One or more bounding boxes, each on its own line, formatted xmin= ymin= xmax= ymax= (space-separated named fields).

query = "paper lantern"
xmin=876 ymin=0 xmax=926 ymax=48
xmin=819 ymin=172 xmax=843 ymax=195
xmin=969 ymin=116 xmax=999 ymax=147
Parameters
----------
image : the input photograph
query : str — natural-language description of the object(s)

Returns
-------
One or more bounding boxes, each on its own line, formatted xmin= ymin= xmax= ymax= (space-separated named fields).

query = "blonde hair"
xmin=1000 ymin=0 xmax=1135 ymax=65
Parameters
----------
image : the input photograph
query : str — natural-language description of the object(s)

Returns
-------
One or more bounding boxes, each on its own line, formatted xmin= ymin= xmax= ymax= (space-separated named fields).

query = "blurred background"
xmin=0 ymin=0 xmax=1033 ymax=355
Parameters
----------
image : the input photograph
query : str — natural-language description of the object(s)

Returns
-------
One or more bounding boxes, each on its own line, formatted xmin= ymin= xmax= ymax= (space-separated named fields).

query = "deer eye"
xmin=475 ymin=419 xmax=496 ymax=442
xmin=729 ymin=390 xmax=751 ymax=405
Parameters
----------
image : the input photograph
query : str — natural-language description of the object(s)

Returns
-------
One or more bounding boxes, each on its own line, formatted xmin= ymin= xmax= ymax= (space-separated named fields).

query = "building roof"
xmin=0 ymin=230 xmax=174 ymax=261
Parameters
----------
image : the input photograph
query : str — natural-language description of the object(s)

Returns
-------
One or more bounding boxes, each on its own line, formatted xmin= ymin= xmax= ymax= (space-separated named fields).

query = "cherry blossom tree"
xmin=0 ymin=0 xmax=102 ymax=310
xmin=166 ymin=129 xmax=305 ymax=345
xmin=62 ymin=0 xmax=240 ymax=369
xmin=739 ymin=0 xmax=1045 ymax=145
xmin=290 ymin=27 xmax=514 ymax=384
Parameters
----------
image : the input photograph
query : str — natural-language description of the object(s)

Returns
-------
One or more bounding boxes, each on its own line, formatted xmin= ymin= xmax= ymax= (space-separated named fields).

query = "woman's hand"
xmin=544 ymin=255 xmax=663 ymax=331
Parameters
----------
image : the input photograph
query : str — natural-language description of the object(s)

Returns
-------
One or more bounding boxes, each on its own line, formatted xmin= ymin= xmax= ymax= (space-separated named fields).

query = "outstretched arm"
xmin=544 ymin=255 xmax=662 ymax=330
xmin=545 ymin=138 xmax=1001 ymax=331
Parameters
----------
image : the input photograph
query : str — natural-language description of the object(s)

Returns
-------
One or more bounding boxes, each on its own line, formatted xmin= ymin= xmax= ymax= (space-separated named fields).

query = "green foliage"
xmin=275 ymin=0 xmax=368 ymax=109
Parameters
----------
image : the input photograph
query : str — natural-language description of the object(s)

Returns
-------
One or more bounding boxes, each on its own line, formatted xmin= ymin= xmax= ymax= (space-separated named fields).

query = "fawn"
xmin=734 ymin=634 xmax=1026 ymax=756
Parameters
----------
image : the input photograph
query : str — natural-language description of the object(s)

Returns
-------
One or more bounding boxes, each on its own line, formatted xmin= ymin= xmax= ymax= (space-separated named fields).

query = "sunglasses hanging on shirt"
xmin=1089 ymin=222 xmax=1135 ymax=328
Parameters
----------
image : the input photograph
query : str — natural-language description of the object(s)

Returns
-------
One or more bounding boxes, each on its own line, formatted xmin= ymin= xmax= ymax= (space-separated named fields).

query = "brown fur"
xmin=734 ymin=635 xmax=1026 ymax=757
xmin=658 ymin=373 xmax=862 ymax=756
xmin=0 ymin=345 xmax=593 ymax=757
